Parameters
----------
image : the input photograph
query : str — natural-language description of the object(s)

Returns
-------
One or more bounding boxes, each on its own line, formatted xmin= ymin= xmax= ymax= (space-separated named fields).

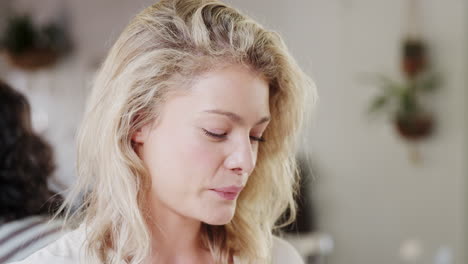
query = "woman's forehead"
xmin=188 ymin=65 xmax=270 ymax=112
xmin=153 ymin=64 xmax=271 ymax=126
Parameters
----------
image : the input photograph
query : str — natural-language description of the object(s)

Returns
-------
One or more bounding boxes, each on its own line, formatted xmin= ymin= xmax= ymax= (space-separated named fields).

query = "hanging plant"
xmin=1 ymin=14 xmax=72 ymax=71
xmin=367 ymin=38 xmax=439 ymax=142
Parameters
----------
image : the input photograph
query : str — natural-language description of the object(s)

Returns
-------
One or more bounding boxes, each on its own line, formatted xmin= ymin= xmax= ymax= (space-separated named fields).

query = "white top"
xmin=8 ymin=227 xmax=304 ymax=264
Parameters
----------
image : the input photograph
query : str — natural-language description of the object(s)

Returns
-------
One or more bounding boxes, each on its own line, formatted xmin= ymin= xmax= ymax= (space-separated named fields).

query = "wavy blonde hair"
xmin=62 ymin=0 xmax=317 ymax=263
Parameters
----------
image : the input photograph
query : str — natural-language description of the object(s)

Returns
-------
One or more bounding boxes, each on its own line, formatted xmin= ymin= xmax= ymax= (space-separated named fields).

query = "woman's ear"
xmin=131 ymin=122 xmax=152 ymax=144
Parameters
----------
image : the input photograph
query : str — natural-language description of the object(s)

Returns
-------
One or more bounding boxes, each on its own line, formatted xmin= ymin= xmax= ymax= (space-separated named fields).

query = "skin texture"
xmin=133 ymin=64 xmax=270 ymax=263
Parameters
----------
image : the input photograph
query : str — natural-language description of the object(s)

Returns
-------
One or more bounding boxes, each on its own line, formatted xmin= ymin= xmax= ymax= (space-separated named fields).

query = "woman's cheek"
xmin=183 ymin=135 xmax=224 ymax=174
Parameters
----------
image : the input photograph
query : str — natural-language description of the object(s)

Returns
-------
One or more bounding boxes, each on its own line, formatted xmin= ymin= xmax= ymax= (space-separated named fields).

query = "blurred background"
xmin=0 ymin=0 xmax=466 ymax=263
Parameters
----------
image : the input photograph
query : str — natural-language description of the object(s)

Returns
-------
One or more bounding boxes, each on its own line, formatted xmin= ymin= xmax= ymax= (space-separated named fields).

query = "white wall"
xmin=1 ymin=1 xmax=466 ymax=263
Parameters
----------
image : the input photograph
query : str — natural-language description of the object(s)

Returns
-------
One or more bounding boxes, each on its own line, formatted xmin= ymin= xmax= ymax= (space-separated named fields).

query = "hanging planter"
xmin=1 ymin=14 xmax=71 ymax=71
xmin=367 ymin=38 xmax=439 ymax=143
xmin=363 ymin=0 xmax=441 ymax=164
xmin=4 ymin=47 xmax=59 ymax=70
xmin=394 ymin=112 xmax=433 ymax=141
xmin=402 ymin=39 xmax=426 ymax=78
xmin=364 ymin=38 xmax=440 ymax=164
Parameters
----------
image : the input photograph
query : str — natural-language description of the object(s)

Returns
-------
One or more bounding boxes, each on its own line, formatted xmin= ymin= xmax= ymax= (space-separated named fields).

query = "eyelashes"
xmin=203 ymin=129 xmax=227 ymax=138
xmin=202 ymin=129 xmax=265 ymax=142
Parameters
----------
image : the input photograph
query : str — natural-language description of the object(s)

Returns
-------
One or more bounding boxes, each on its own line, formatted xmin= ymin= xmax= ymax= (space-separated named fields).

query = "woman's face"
xmin=133 ymin=64 xmax=270 ymax=225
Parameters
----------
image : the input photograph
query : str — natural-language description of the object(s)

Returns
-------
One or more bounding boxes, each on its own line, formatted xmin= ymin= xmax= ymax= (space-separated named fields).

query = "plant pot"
xmin=402 ymin=39 xmax=426 ymax=78
xmin=4 ymin=48 xmax=58 ymax=71
xmin=394 ymin=113 xmax=433 ymax=141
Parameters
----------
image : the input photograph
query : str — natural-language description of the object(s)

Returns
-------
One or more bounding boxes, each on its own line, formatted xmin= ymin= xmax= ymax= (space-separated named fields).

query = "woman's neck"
xmin=146 ymin=199 xmax=213 ymax=263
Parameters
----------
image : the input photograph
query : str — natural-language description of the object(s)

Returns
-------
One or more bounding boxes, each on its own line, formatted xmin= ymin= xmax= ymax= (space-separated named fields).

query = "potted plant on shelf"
xmin=1 ymin=14 xmax=71 ymax=71
xmin=368 ymin=38 xmax=439 ymax=141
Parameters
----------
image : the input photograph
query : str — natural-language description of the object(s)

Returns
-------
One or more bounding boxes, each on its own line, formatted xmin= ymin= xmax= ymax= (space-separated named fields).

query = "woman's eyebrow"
xmin=203 ymin=109 xmax=270 ymax=126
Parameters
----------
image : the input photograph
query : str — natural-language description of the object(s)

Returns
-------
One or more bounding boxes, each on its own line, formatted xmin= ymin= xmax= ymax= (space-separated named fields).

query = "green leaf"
xmin=369 ymin=94 xmax=389 ymax=113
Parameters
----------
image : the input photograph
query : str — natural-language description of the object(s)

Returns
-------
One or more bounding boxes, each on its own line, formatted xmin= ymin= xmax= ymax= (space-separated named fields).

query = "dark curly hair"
xmin=0 ymin=80 xmax=63 ymax=223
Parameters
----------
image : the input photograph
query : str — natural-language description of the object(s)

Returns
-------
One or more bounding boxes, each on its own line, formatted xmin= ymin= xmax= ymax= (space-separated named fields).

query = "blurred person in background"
xmin=0 ymin=80 xmax=64 ymax=263
xmin=12 ymin=0 xmax=317 ymax=263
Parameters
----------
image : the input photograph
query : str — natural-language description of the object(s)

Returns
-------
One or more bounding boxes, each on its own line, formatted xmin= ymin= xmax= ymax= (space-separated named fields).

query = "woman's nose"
xmin=224 ymin=138 xmax=256 ymax=176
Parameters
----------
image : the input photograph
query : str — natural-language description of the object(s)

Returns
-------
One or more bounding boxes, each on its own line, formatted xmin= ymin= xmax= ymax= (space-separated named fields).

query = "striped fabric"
xmin=0 ymin=216 xmax=64 ymax=263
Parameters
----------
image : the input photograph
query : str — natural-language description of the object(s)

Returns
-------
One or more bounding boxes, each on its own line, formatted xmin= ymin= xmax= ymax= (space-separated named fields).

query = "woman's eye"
xmin=203 ymin=129 xmax=227 ymax=139
xmin=202 ymin=129 xmax=266 ymax=143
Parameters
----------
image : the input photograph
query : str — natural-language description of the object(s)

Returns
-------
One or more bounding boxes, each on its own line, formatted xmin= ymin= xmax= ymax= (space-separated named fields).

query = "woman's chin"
xmin=202 ymin=208 xmax=236 ymax=225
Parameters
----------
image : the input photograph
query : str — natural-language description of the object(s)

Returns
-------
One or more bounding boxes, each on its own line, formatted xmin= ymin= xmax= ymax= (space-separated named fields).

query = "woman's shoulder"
xmin=8 ymin=226 xmax=85 ymax=264
xmin=11 ymin=229 xmax=303 ymax=264
xmin=272 ymin=236 xmax=304 ymax=264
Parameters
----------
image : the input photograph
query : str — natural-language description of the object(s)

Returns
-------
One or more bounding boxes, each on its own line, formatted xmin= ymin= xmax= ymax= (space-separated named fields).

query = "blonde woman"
xmin=12 ymin=0 xmax=317 ymax=263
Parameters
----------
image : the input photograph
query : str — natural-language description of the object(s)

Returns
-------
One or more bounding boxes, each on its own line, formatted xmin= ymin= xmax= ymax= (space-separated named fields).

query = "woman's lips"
xmin=210 ymin=186 xmax=243 ymax=201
